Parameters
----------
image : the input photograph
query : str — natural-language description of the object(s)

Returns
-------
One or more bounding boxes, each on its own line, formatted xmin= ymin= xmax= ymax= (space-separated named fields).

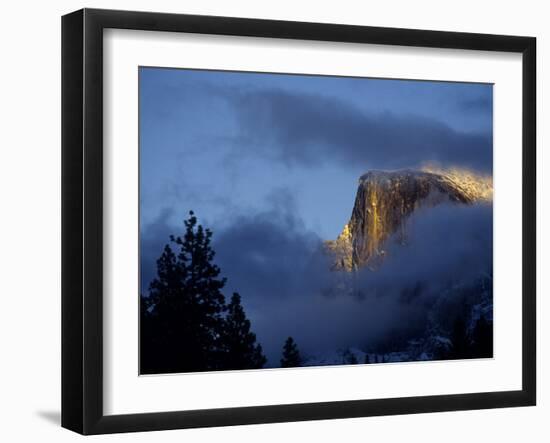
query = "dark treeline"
xmin=444 ymin=314 xmax=493 ymax=360
xmin=140 ymin=211 xmax=300 ymax=374
xmin=431 ymin=276 xmax=494 ymax=361
xmin=280 ymin=337 xmax=302 ymax=368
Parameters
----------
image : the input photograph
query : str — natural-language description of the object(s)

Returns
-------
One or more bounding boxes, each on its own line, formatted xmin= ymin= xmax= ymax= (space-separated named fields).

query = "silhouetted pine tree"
xmin=141 ymin=211 xmax=227 ymax=374
xmin=471 ymin=316 xmax=493 ymax=358
xmin=140 ymin=293 xmax=154 ymax=371
xmin=222 ymin=293 xmax=267 ymax=370
xmin=448 ymin=316 xmax=470 ymax=360
xmin=342 ymin=349 xmax=359 ymax=365
xmin=280 ymin=337 xmax=302 ymax=368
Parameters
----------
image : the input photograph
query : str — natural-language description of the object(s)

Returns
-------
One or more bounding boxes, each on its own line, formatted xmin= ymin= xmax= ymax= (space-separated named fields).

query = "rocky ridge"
xmin=326 ymin=168 xmax=493 ymax=271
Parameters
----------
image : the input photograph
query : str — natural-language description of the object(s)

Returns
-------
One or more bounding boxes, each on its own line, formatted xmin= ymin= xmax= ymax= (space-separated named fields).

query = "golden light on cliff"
xmin=325 ymin=166 xmax=493 ymax=273
xmin=420 ymin=164 xmax=493 ymax=202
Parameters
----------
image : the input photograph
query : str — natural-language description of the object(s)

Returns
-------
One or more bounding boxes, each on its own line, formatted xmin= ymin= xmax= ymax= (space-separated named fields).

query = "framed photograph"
xmin=61 ymin=8 xmax=536 ymax=435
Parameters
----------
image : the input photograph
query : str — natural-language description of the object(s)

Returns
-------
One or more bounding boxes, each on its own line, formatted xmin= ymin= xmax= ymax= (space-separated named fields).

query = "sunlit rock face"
xmin=326 ymin=168 xmax=492 ymax=271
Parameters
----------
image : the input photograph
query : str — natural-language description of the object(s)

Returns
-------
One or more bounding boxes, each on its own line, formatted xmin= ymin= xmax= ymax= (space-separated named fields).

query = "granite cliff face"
xmin=326 ymin=168 xmax=492 ymax=271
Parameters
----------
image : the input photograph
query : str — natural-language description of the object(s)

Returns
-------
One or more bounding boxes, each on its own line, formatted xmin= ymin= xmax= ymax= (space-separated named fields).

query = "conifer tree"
xmin=280 ymin=337 xmax=302 ymax=368
xmin=222 ymin=293 xmax=267 ymax=370
xmin=142 ymin=211 xmax=227 ymax=374
xmin=448 ymin=315 xmax=469 ymax=360
xmin=342 ymin=349 xmax=358 ymax=365
xmin=471 ymin=316 xmax=493 ymax=358
xmin=140 ymin=293 xmax=155 ymax=372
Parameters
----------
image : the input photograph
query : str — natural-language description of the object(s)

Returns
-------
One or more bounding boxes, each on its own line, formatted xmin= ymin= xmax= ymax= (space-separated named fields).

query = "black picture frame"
xmin=62 ymin=8 xmax=536 ymax=435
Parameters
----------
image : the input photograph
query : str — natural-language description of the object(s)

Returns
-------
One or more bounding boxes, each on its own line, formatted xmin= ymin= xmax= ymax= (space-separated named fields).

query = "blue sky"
xmin=139 ymin=67 xmax=493 ymax=364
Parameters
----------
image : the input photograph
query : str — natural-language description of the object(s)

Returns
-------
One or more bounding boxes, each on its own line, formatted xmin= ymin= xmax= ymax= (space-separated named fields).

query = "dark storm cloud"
xmin=211 ymin=200 xmax=492 ymax=366
xmin=228 ymin=89 xmax=492 ymax=173
xmin=209 ymin=191 xmax=393 ymax=365
xmin=212 ymin=189 xmax=329 ymax=301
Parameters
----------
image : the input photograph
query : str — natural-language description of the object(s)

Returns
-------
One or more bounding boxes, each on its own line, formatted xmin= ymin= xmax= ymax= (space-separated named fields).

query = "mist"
xmin=211 ymin=201 xmax=492 ymax=365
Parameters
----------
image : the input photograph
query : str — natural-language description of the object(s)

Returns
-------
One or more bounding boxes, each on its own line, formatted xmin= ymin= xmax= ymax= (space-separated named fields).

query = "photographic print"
xmin=139 ymin=67 xmax=494 ymax=375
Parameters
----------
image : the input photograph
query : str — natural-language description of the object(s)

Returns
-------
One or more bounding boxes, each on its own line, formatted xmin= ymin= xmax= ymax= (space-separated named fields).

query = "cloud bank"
xmin=227 ymin=89 xmax=492 ymax=173
xmin=141 ymin=194 xmax=492 ymax=366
